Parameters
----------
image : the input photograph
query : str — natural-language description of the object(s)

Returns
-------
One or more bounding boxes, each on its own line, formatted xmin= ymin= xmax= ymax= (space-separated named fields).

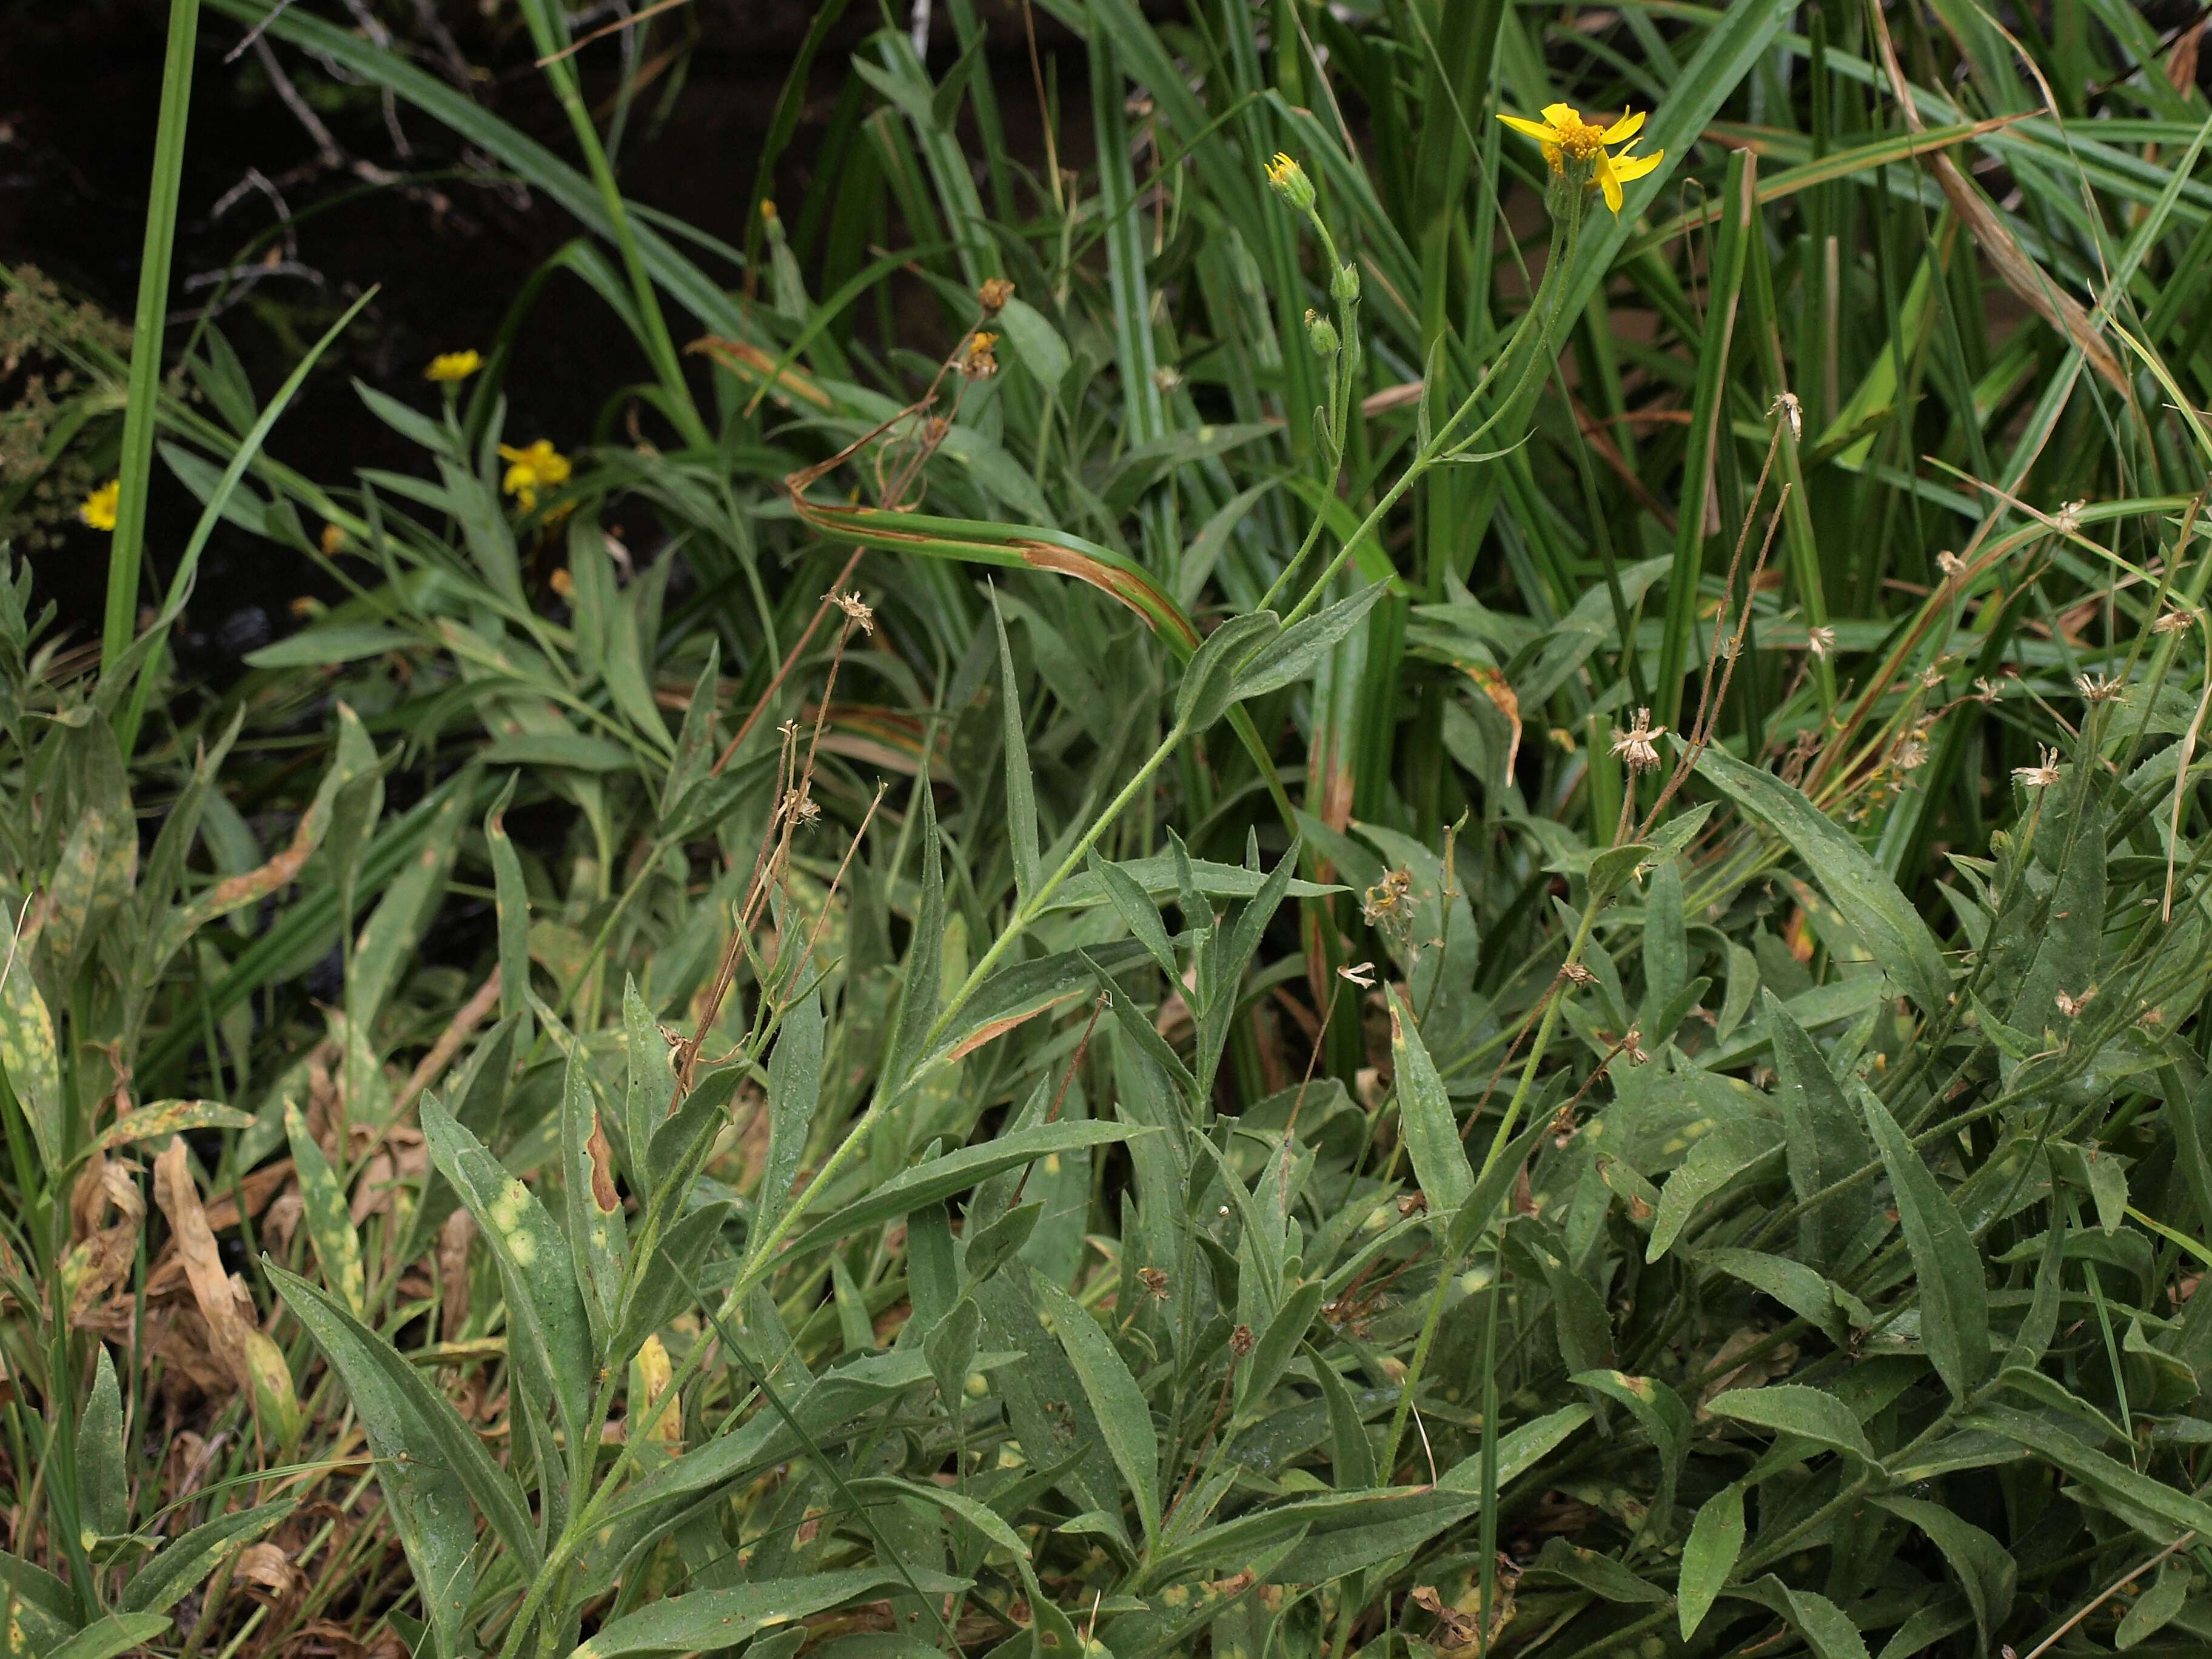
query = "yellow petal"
xmin=1611 ymin=147 xmax=1665 ymax=185
xmin=1541 ymin=102 xmax=1581 ymax=129
xmin=1601 ymin=109 xmax=1646 ymax=144
xmin=1596 ymin=153 xmax=1623 ymax=214
xmin=1498 ymin=114 xmax=1560 ymax=142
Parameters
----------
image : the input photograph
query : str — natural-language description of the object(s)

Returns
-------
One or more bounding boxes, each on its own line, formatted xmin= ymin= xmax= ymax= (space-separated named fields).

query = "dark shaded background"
xmin=1 ymin=0 xmax=1080 ymax=670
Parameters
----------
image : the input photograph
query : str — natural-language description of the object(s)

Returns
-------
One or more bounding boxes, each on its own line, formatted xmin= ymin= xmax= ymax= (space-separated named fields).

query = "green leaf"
xmin=245 ymin=624 xmax=418 ymax=668
xmin=1678 ymin=1483 xmax=1744 ymax=1639
xmin=420 ymin=1093 xmax=594 ymax=1455
xmin=1232 ymin=579 xmax=1391 ymax=700
xmin=562 ymin=1050 xmax=628 ymax=1348
xmin=98 ymin=1099 xmax=254 ymax=1151
xmin=991 ymin=589 xmax=1042 ymax=906
xmin=1739 ymin=1580 xmax=1871 ymax=1659
xmin=1696 ymin=746 xmax=1948 ymax=1010
xmin=1085 ymin=850 xmax=1178 ymax=980
xmin=1647 ymin=1119 xmax=1784 ymax=1262
xmin=487 ymin=777 xmax=532 ymax=1036
xmin=622 ymin=976 xmax=675 ymax=1171
xmin=1587 ymin=843 xmax=1653 ymax=903
xmin=120 ymin=1501 xmax=294 ymax=1616
xmin=1236 ymin=1280 xmax=1325 ymax=1421
xmin=1704 ymin=1384 xmax=1878 ymax=1464
xmin=78 ymin=1344 xmax=127 ymax=1540
xmin=923 ymin=1296 xmax=982 ymax=1407
xmin=1028 ymin=1265 xmax=1161 ymax=1547
xmin=1175 ymin=612 xmax=1279 ymax=733
xmin=570 ymin=1567 xmax=972 ymax=1659
xmin=1765 ymin=990 xmax=1877 ymax=1272
xmin=0 ymin=960 xmax=62 ymax=1172
xmin=1386 ymin=987 xmax=1473 ymax=1217
xmin=1865 ymin=1094 xmax=1991 ymax=1402
xmin=2116 ymin=1557 xmax=2190 ymax=1649
xmin=786 ymin=1122 xmax=1147 ymax=1256
xmin=1871 ymin=1496 xmax=2016 ymax=1651
xmin=757 ymin=988 xmax=823 ymax=1242
xmin=47 ymin=1615 xmax=170 ymax=1659
xmin=284 ymin=1102 xmax=366 ymax=1316
xmin=616 ymin=1201 xmax=732 ymax=1355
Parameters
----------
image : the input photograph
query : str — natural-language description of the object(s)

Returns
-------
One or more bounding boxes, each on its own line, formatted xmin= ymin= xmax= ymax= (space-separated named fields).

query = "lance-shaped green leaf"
xmin=47 ymin=1615 xmax=170 ymax=1659
xmin=569 ymin=1567 xmax=971 ymax=1659
xmin=991 ymin=588 xmax=1043 ymax=904
xmin=561 ymin=1049 xmax=628 ymax=1347
xmin=1871 ymin=1496 xmax=2015 ymax=1650
xmin=1697 ymin=746 xmax=1947 ymax=1010
xmin=1678 ymin=1483 xmax=1744 ymax=1638
xmin=1232 ymin=578 xmax=1392 ymax=699
xmin=1028 ymin=1265 xmax=1161 ymax=1547
xmin=98 ymin=1099 xmax=253 ymax=1151
xmin=1387 ymin=987 xmax=1473 ymax=1218
xmin=1765 ymin=991 xmax=1875 ymax=1272
xmin=0 ymin=960 xmax=62 ymax=1173
xmin=785 ymin=1121 xmax=1147 ymax=1256
xmin=1866 ymin=1093 xmax=1991 ymax=1402
xmin=78 ymin=1344 xmax=127 ymax=1539
xmin=756 ymin=988 xmax=822 ymax=1241
xmin=284 ymin=1102 xmax=366 ymax=1316
xmin=121 ymin=1500 xmax=295 ymax=1616
xmin=1704 ymin=1384 xmax=1879 ymax=1465
xmin=420 ymin=1093 xmax=592 ymax=1452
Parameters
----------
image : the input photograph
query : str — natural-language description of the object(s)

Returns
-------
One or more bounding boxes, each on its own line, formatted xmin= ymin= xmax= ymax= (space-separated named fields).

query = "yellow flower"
xmin=498 ymin=440 xmax=571 ymax=512
xmin=1497 ymin=104 xmax=1663 ymax=214
xmin=426 ymin=349 xmax=483 ymax=383
xmin=79 ymin=479 xmax=120 ymax=531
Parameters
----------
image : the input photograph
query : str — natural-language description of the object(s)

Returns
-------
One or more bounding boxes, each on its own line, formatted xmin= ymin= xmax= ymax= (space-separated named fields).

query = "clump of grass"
xmin=6 ymin=4 xmax=2212 ymax=1658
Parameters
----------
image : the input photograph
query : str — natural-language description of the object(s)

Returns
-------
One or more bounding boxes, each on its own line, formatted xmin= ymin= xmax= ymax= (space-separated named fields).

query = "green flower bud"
xmin=1330 ymin=261 xmax=1361 ymax=304
xmin=1305 ymin=308 xmax=1341 ymax=357
xmin=1264 ymin=152 xmax=1316 ymax=212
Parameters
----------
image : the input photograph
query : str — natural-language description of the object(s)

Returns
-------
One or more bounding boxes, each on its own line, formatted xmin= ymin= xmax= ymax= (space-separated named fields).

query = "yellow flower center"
xmin=1550 ymin=114 xmax=1608 ymax=163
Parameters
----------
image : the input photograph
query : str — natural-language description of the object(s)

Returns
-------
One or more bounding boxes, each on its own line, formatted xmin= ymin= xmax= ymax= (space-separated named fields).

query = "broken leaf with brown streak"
xmin=563 ymin=1046 xmax=629 ymax=1350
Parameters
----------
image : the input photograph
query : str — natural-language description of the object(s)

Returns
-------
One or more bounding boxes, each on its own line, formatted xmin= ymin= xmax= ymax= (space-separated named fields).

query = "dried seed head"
xmin=1230 ymin=1322 xmax=1256 ymax=1356
xmin=2076 ymin=671 xmax=2123 ymax=704
xmin=1610 ymin=707 xmax=1666 ymax=773
xmin=1138 ymin=1267 xmax=1171 ymax=1301
xmin=2014 ymin=745 xmax=2062 ymax=789
xmin=2156 ymin=605 xmax=2200 ymax=635
xmin=1621 ymin=1026 xmax=1649 ymax=1065
xmin=1151 ymin=365 xmax=1183 ymax=393
xmin=2055 ymin=987 xmax=2093 ymax=1019
xmin=1806 ymin=625 xmax=1835 ymax=660
xmin=2053 ymin=499 xmax=2085 ymax=536
xmin=1337 ymin=960 xmax=1377 ymax=989
xmin=783 ymin=789 xmax=822 ymax=827
xmin=977 ymin=276 xmax=1014 ymax=314
xmin=1560 ymin=961 xmax=1597 ymax=987
xmin=1362 ymin=868 xmax=1413 ymax=927
xmin=1769 ymin=390 xmax=1803 ymax=441
xmin=825 ymin=589 xmax=876 ymax=634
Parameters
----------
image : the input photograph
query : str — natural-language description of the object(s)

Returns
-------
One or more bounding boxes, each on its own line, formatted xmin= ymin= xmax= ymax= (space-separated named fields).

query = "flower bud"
xmin=1305 ymin=307 xmax=1341 ymax=357
xmin=1330 ymin=261 xmax=1360 ymax=304
xmin=1264 ymin=152 xmax=1315 ymax=212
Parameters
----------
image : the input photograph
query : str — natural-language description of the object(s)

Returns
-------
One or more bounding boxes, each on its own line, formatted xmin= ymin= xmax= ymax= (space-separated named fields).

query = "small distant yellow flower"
xmin=320 ymin=523 xmax=348 ymax=557
xmin=1497 ymin=104 xmax=1663 ymax=214
xmin=549 ymin=568 xmax=575 ymax=598
xmin=79 ymin=479 xmax=120 ymax=531
xmin=426 ymin=350 xmax=483 ymax=383
xmin=498 ymin=440 xmax=571 ymax=511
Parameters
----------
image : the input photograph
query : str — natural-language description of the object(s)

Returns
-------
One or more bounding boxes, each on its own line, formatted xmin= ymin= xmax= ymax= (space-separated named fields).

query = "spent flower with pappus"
xmin=1498 ymin=103 xmax=1663 ymax=213
xmin=425 ymin=349 xmax=482 ymax=383
xmin=78 ymin=477 xmax=119 ymax=531
xmin=498 ymin=439 xmax=571 ymax=511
